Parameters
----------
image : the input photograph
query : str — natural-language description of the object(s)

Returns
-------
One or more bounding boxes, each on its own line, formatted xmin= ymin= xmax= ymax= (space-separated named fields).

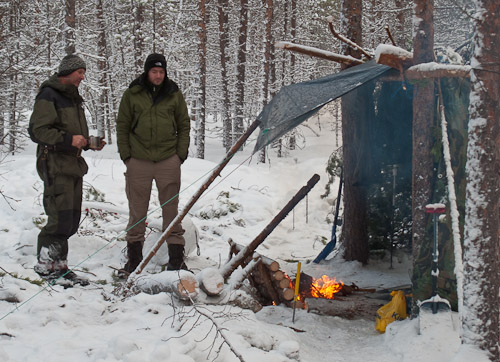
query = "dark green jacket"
xmin=28 ymin=74 xmax=89 ymax=178
xmin=116 ymin=74 xmax=190 ymax=163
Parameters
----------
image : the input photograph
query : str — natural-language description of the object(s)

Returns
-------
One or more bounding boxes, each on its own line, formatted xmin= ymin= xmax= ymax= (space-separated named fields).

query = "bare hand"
xmin=95 ymin=138 xmax=106 ymax=151
xmin=72 ymin=135 xmax=87 ymax=149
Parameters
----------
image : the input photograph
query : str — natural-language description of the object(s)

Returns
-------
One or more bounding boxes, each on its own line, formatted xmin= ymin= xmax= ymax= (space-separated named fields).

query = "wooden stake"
xmin=292 ymin=262 xmax=302 ymax=322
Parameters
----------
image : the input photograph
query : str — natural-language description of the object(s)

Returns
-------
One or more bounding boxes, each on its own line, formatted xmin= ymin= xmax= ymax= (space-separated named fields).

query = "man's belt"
xmin=43 ymin=145 xmax=82 ymax=157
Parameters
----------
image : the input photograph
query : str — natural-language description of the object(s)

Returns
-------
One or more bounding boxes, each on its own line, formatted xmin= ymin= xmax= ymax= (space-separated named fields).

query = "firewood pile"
xmin=221 ymin=239 xmax=389 ymax=320
xmin=226 ymin=240 xmax=296 ymax=306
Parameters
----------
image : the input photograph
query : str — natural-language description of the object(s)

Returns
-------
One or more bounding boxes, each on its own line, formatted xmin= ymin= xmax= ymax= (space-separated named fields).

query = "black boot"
xmin=120 ymin=242 xmax=143 ymax=277
xmin=167 ymin=244 xmax=187 ymax=271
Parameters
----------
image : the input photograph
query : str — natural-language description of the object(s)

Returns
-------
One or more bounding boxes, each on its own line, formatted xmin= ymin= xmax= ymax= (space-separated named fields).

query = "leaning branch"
xmin=326 ymin=17 xmax=373 ymax=59
xmin=221 ymin=174 xmax=320 ymax=280
xmin=275 ymin=41 xmax=364 ymax=66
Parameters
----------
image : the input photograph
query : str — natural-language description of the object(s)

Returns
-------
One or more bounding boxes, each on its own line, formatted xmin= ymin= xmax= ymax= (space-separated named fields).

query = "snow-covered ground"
xmin=0 ymin=115 xmax=488 ymax=361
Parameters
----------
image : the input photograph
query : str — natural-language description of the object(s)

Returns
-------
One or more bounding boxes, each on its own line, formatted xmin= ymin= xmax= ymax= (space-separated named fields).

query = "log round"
xmin=196 ymin=267 xmax=224 ymax=296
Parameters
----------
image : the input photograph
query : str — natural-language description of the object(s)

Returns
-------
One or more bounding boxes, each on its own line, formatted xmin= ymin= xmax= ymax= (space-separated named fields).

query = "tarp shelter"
xmin=253 ymin=60 xmax=391 ymax=153
xmin=251 ymin=58 xmax=470 ymax=311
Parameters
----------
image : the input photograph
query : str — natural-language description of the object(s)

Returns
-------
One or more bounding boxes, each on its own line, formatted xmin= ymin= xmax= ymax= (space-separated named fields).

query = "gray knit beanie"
xmin=58 ymin=54 xmax=86 ymax=76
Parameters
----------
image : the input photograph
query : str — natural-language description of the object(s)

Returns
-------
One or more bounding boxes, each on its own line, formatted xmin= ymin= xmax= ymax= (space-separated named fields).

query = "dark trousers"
xmin=37 ymin=174 xmax=83 ymax=262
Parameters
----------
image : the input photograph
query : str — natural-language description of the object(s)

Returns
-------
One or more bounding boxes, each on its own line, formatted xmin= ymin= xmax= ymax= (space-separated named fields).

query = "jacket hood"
xmin=39 ymin=74 xmax=83 ymax=103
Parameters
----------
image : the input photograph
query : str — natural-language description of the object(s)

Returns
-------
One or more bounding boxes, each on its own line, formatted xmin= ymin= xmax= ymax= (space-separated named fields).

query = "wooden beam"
xmin=382 ymin=64 xmax=471 ymax=81
xmin=276 ymin=41 xmax=364 ymax=66
xmin=375 ymin=44 xmax=413 ymax=70
xmin=375 ymin=44 xmax=470 ymax=79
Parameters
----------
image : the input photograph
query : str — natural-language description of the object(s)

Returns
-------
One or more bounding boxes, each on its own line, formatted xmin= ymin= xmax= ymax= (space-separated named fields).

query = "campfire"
xmin=308 ymin=275 xmax=344 ymax=299
xmin=285 ymin=273 xmax=345 ymax=307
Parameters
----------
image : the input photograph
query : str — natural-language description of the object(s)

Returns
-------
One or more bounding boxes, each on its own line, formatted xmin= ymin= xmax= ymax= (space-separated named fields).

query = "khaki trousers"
xmin=125 ymin=155 xmax=185 ymax=245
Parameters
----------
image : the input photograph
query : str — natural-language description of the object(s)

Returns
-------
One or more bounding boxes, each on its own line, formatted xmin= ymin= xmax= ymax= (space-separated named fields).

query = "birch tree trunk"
xmin=462 ymin=0 xmax=500 ymax=358
xmin=8 ymin=4 xmax=19 ymax=154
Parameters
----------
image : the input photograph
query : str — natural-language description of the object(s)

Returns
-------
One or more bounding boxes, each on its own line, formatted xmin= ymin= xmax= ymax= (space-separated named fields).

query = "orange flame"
xmin=310 ymin=275 xmax=344 ymax=299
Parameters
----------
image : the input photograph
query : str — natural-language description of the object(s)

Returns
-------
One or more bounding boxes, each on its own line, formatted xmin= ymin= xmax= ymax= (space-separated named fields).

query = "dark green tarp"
xmin=253 ymin=60 xmax=391 ymax=153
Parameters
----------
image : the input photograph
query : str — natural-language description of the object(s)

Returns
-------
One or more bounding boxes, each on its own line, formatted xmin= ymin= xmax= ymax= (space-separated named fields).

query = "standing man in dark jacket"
xmin=116 ymin=53 xmax=191 ymax=275
xmin=28 ymin=54 xmax=106 ymax=286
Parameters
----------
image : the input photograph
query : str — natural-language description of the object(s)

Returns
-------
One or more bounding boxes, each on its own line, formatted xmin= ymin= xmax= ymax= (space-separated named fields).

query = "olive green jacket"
xmin=116 ymin=74 xmax=190 ymax=163
xmin=28 ymin=74 xmax=89 ymax=179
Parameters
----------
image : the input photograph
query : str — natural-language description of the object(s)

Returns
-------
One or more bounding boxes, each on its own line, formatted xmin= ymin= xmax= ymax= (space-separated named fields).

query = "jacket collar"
xmin=129 ymin=73 xmax=179 ymax=104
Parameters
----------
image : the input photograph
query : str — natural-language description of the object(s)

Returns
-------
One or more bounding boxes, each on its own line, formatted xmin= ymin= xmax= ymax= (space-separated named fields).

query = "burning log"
xmin=132 ymin=270 xmax=199 ymax=301
xmin=295 ymin=272 xmax=345 ymax=300
xmin=279 ymin=278 xmax=292 ymax=289
xmin=306 ymin=293 xmax=386 ymax=320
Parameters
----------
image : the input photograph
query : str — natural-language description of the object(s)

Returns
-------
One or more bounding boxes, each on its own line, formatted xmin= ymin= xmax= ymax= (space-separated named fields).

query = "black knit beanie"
xmin=144 ymin=53 xmax=167 ymax=75
xmin=58 ymin=54 xmax=86 ymax=76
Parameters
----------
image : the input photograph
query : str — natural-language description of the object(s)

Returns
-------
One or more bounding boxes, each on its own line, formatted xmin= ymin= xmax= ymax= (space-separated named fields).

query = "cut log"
xmin=257 ymin=262 xmax=280 ymax=305
xmin=282 ymin=288 xmax=295 ymax=301
xmin=375 ymin=44 xmax=413 ymax=70
xmin=279 ymin=278 xmax=292 ymax=289
xmin=273 ymin=270 xmax=284 ymax=281
xmin=231 ymin=257 xmax=261 ymax=289
xmin=132 ymin=270 xmax=199 ymax=301
xmin=196 ymin=267 xmax=224 ymax=296
xmin=230 ymin=241 xmax=280 ymax=272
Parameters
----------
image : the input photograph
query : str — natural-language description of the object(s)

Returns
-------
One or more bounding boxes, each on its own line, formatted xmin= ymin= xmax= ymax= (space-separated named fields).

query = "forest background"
xmin=0 ymin=0 xmax=472 ymax=160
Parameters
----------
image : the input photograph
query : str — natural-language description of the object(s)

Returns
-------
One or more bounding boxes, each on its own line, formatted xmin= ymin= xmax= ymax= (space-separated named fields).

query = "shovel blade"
xmin=418 ymin=297 xmax=454 ymax=334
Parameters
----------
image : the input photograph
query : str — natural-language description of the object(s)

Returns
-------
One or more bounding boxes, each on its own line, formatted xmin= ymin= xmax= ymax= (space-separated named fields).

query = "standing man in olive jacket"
xmin=28 ymin=54 xmax=106 ymax=286
xmin=116 ymin=53 xmax=191 ymax=275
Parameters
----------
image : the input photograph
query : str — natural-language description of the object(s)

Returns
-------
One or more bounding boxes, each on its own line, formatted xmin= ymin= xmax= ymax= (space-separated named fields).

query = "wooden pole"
xmin=127 ymin=119 xmax=261 ymax=285
xmin=328 ymin=22 xmax=373 ymax=59
xmin=221 ymin=173 xmax=320 ymax=280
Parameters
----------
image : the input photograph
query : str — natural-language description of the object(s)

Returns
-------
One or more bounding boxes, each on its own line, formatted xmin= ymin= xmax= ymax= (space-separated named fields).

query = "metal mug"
xmin=89 ymin=136 xmax=101 ymax=149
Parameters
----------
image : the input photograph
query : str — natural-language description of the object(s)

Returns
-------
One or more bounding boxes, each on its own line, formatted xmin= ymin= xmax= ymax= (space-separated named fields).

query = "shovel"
xmin=418 ymin=203 xmax=453 ymax=333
